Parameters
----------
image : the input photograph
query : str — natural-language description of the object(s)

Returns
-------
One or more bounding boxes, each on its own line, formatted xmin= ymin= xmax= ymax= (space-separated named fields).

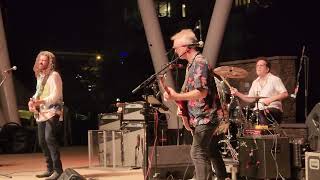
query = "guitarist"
xmin=163 ymin=29 xmax=228 ymax=180
xmin=28 ymin=51 xmax=63 ymax=180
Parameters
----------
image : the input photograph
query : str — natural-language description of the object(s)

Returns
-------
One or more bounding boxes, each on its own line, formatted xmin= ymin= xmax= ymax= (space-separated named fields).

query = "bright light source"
xmin=182 ymin=4 xmax=186 ymax=17
xmin=96 ymin=54 xmax=102 ymax=60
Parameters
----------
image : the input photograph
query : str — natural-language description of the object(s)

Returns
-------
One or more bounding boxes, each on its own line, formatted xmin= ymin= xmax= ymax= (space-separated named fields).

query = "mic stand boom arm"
xmin=131 ymin=54 xmax=182 ymax=94
xmin=0 ymin=72 xmax=8 ymax=88
xmin=131 ymin=51 xmax=186 ymax=179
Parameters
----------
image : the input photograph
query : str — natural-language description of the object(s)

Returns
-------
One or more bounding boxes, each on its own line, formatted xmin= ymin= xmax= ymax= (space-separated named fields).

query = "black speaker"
xmin=57 ymin=168 xmax=85 ymax=180
xmin=239 ymin=136 xmax=291 ymax=179
xmin=147 ymin=145 xmax=194 ymax=180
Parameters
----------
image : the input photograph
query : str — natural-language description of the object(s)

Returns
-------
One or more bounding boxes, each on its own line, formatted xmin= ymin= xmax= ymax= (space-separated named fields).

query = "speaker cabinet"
xmin=58 ymin=168 xmax=85 ymax=180
xmin=148 ymin=145 xmax=194 ymax=179
xmin=305 ymin=152 xmax=320 ymax=180
xmin=98 ymin=113 xmax=121 ymax=130
xmin=239 ymin=136 xmax=291 ymax=179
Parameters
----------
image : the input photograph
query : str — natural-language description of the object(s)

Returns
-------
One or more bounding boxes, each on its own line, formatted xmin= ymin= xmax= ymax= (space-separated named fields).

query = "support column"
xmin=203 ymin=0 xmax=233 ymax=68
xmin=137 ymin=0 xmax=180 ymax=129
xmin=0 ymin=8 xmax=20 ymax=126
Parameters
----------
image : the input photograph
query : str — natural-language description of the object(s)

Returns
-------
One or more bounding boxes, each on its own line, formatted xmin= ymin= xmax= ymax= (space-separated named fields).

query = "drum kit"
xmin=213 ymin=65 xmax=267 ymax=161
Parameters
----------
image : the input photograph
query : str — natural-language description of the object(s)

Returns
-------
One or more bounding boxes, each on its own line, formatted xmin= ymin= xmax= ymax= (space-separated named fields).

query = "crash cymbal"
xmin=213 ymin=66 xmax=248 ymax=79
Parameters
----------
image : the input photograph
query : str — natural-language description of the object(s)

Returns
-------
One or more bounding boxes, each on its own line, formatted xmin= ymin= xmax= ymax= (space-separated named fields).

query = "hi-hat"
xmin=213 ymin=66 xmax=248 ymax=79
xmin=247 ymin=96 xmax=268 ymax=100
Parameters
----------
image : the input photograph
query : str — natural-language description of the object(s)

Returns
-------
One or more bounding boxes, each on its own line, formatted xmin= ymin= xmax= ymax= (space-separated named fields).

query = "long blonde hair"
xmin=33 ymin=51 xmax=56 ymax=77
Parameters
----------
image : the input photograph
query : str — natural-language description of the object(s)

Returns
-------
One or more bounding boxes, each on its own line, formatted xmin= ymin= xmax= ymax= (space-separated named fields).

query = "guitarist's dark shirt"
xmin=184 ymin=53 xmax=219 ymax=126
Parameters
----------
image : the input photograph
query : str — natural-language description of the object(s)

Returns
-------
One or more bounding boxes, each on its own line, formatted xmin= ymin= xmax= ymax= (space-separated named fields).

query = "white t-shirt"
xmin=248 ymin=73 xmax=287 ymax=111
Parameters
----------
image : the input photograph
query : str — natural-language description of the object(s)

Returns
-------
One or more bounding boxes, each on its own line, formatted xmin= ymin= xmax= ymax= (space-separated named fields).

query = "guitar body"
xmin=158 ymin=76 xmax=193 ymax=134
xmin=176 ymin=100 xmax=189 ymax=117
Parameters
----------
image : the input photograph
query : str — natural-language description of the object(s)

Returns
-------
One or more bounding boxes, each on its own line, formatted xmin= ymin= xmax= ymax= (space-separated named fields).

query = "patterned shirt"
xmin=183 ymin=53 xmax=219 ymax=127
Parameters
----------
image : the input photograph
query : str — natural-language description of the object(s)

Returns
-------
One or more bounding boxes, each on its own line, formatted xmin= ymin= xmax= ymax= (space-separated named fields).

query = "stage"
xmin=0 ymin=146 xmax=143 ymax=180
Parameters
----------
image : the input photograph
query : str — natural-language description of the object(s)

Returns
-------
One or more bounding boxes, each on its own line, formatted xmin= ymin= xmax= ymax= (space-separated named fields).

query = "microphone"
xmin=3 ymin=66 xmax=17 ymax=73
xmin=290 ymin=84 xmax=299 ymax=99
xmin=197 ymin=19 xmax=203 ymax=42
xmin=188 ymin=41 xmax=204 ymax=48
xmin=169 ymin=63 xmax=184 ymax=69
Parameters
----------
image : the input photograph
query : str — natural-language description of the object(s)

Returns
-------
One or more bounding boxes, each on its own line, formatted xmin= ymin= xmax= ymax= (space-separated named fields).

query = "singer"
xmin=28 ymin=51 xmax=63 ymax=180
xmin=163 ymin=29 xmax=228 ymax=180
xmin=231 ymin=57 xmax=288 ymax=125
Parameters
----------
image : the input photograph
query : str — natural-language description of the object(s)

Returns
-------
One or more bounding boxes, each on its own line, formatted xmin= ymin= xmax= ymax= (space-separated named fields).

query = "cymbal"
xmin=247 ymin=96 xmax=268 ymax=99
xmin=213 ymin=66 xmax=248 ymax=79
xmin=247 ymin=96 xmax=268 ymax=101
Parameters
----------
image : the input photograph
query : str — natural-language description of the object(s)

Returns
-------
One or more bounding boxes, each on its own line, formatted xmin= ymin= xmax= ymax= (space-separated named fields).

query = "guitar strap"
xmin=35 ymin=73 xmax=49 ymax=100
xmin=181 ymin=52 xmax=200 ymax=93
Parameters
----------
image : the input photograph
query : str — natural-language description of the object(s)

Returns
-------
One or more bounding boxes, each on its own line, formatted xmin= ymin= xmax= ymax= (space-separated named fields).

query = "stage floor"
xmin=0 ymin=146 xmax=143 ymax=180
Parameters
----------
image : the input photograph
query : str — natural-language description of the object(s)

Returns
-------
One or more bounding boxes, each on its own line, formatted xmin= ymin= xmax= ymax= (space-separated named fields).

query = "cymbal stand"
xmin=218 ymin=77 xmax=239 ymax=161
xmin=254 ymin=99 xmax=260 ymax=126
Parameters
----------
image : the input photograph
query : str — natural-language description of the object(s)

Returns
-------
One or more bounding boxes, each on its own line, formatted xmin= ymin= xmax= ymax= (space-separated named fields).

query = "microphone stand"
xmin=0 ymin=72 xmax=8 ymax=88
xmin=0 ymin=71 xmax=13 ymax=179
xmin=293 ymin=46 xmax=309 ymax=120
xmin=304 ymin=55 xmax=309 ymax=120
xmin=132 ymin=53 xmax=184 ymax=180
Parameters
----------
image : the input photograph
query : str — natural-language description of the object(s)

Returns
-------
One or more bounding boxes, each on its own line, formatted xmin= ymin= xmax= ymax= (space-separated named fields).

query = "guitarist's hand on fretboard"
xmin=28 ymin=98 xmax=38 ymax=113
xmin=163 ymin=86 xmax=177 ymax=101
xmin=158 ymin=75 xmax=193 ymax=136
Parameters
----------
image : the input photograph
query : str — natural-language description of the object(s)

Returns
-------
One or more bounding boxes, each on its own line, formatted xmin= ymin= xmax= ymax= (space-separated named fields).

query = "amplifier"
xmin=98 ymin=113 xmax=121 ymax=130
xmin=305 ymin=152 xmax=320 ymax=180
xmin=148 ymin=145 xmax=194 ymax=179
xmin=239 ymin=136 xmax=291 ymax=179
xmin=123 ymin=102 xmax=144 ymax=121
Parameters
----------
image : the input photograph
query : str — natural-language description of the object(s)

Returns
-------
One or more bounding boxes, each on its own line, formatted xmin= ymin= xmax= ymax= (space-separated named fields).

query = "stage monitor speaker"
xmin=306 ymin=103 xmax=320 ymax=151
xmin=148 ymin=145 xmax=194 ymax=180
xmin=238 ymin=136 xmax=291 ymax=179
xmin=57 ymin=168 xmax=85 ymax=180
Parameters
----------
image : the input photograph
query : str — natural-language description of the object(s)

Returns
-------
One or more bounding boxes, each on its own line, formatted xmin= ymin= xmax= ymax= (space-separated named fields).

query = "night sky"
xmin=1 ymin=0 xmax=319 ymax=129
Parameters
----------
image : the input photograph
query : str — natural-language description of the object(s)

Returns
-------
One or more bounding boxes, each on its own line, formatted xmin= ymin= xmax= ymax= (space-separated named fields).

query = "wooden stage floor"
xmin=0 ymin=146 xmax=143 ymax=180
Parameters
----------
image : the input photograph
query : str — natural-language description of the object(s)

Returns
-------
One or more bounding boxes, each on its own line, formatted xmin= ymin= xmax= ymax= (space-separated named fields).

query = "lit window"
xmin=158 ymin=2 xmax=171 ymax=17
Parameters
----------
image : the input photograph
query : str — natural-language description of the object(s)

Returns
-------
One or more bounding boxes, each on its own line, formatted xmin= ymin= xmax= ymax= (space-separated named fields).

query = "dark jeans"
xmin=37 ymin=115 xmax=63 ymax=173
xmin=190 ymin=123 xmax=227 ymax=180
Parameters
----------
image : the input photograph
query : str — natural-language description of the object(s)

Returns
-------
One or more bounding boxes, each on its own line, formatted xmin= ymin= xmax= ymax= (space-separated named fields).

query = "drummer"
xmin=230 ymin=57 xmax=288 ymax=125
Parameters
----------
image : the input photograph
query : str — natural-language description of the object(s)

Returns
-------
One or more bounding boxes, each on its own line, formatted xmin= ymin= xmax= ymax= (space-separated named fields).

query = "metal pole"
xmin=0 ymin=7 xmax=20 ymax=126
xmin=203 ymin=0 xmax=233 ymax=68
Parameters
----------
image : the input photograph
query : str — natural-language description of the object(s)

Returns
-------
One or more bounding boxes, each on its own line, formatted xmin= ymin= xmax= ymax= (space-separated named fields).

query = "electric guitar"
xmin=158 ymin=75 xmax=193 ymax=134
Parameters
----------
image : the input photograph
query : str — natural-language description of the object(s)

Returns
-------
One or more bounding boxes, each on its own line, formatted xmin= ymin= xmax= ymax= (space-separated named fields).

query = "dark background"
xmin=1 ymin=0 xmax=319 ymax=144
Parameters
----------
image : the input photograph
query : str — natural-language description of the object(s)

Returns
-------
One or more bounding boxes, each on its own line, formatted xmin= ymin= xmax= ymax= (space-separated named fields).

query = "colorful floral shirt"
xmin=183 ymin=53 xmax=219 ymax=127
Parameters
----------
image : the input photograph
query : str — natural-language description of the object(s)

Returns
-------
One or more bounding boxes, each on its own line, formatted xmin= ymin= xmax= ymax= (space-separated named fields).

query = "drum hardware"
xmin=246 ymin=96 xmax=268 ymax=126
